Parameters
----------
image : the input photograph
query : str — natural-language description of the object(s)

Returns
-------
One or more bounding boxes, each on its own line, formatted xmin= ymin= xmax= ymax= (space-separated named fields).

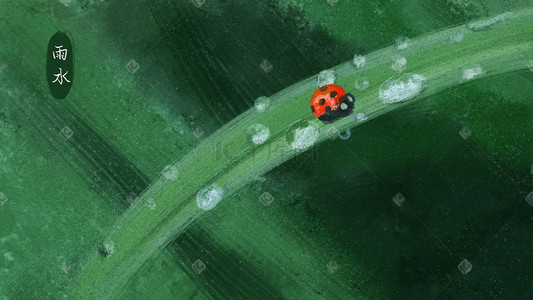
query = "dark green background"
xmin=0 ymin=0 xmax=532 ymax=298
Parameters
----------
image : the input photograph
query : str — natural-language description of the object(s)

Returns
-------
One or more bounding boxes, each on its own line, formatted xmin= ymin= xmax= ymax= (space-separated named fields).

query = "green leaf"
xmin=71 ymin=7 xmax=533 ymax=298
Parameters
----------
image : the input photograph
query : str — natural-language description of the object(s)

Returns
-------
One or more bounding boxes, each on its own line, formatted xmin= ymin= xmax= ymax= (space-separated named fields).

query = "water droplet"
xmin=354 ymin=78 xmax=370 ymax=90
xmin=254 ymin=96 xmax=270 ymax=113
xmin=146 ymin=198 xmax=156 ymax=210
xmin=354 ymin=112 xmax=367 ymax=122
xmin=162 ymin=165 xmax=179 ymax=180
xmin=285 ymin=120 xmax=319 ymax=150
xmin=196 ymin=184 xmax=224 ymax=211
xmin=246 ymin=124 xmax=270 ymax=145
xmin=317 ymin=69 xmax=337 ymax=87
xmin=379 ymin=73 xmax=428 ymax=104
xmin=339 ymin=129 xmax=351 ymax=140
xmin=392 ymin=56 xmax=407 ymax=73
xmin=463 ymin=66 xmax=482 ymax=80
xmin=353 ymin=55 xmax=366 ymax=69
xmin=98 ymin=240 xmax=115 ymax=258
xmin=4 ymin=252 xmax=14 ymax=262
xmin=468 ymin=12 xmax=512 ymax=31
xmin=395 ymin=35 xmax=410 ymax=50
xmin=450 ymin=30 xmax=465 ymax=43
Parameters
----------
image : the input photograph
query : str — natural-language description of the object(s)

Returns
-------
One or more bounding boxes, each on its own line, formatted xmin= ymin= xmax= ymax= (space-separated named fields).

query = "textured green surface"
xmin=1 ymin=0 xmax=533 ymax=299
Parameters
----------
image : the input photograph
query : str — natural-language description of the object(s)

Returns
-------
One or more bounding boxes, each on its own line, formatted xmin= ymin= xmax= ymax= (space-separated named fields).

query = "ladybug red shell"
xmin=310 ymin=84 xmax=354 ymax=123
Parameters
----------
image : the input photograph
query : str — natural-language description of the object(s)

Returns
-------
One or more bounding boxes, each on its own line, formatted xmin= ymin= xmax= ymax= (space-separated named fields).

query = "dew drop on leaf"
xmin=527 ymin=59 xmax=533 ymax=72
xmin=354 ymin=78 xmax=370 ymax=90
xmin=353 ymin=54 xmax=366 ymax=69
xmin=392 ymin=56 xmax=407 ymax=73
xmin=254 ymin=96 xmax=270 ymax=113
xmin=395 ymin=35 xmax=410 ymax=50
xmin=196 ymin=184 xmax=224 ymax=211
xmin=162 ymin=165 xmax=179 ymax=180
xmin=285 ymin=120 xmax=318 ymax=150
xmin=246 ymin=124 xmax=270 ymax=145
xmin=463 ymin=66 xmax=483 ymax=80
xmin=317 ymin=69 xmax=337 ymax=87
xmin=379 ymin=73 xmax=428 ymax=104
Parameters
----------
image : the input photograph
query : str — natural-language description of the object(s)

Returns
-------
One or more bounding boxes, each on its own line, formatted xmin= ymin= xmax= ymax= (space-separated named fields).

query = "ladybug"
xmin=310 ymin=84 xmax=354 ymax=123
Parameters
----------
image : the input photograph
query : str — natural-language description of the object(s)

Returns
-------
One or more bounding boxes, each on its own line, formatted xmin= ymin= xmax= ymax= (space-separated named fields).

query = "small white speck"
xmin=317 ymin=69 xmax=337 ymax=87
xmin=379 ymin=73 xmax=428 ymax=104
xmin=353 ymin=55 xmax=366 ymax=69
xmin=354 ymin=112 xmax=367 ymax=122
xmin=340 ymin=103 xmax=348 ymax=110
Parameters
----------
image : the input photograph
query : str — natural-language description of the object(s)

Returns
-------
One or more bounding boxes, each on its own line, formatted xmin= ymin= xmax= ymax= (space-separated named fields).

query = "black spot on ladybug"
xmin=319 ymin=98 xmax=325 ymax=105
xmin=330 ymin=91 xmax=337 ymax=98
xmin=325 ymin=105 xmax=331 ymax=112
xmin=319 ymin=85 xmax=328 ymax=92
xmin=311 ymin=106 xmax=315 ymax=112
